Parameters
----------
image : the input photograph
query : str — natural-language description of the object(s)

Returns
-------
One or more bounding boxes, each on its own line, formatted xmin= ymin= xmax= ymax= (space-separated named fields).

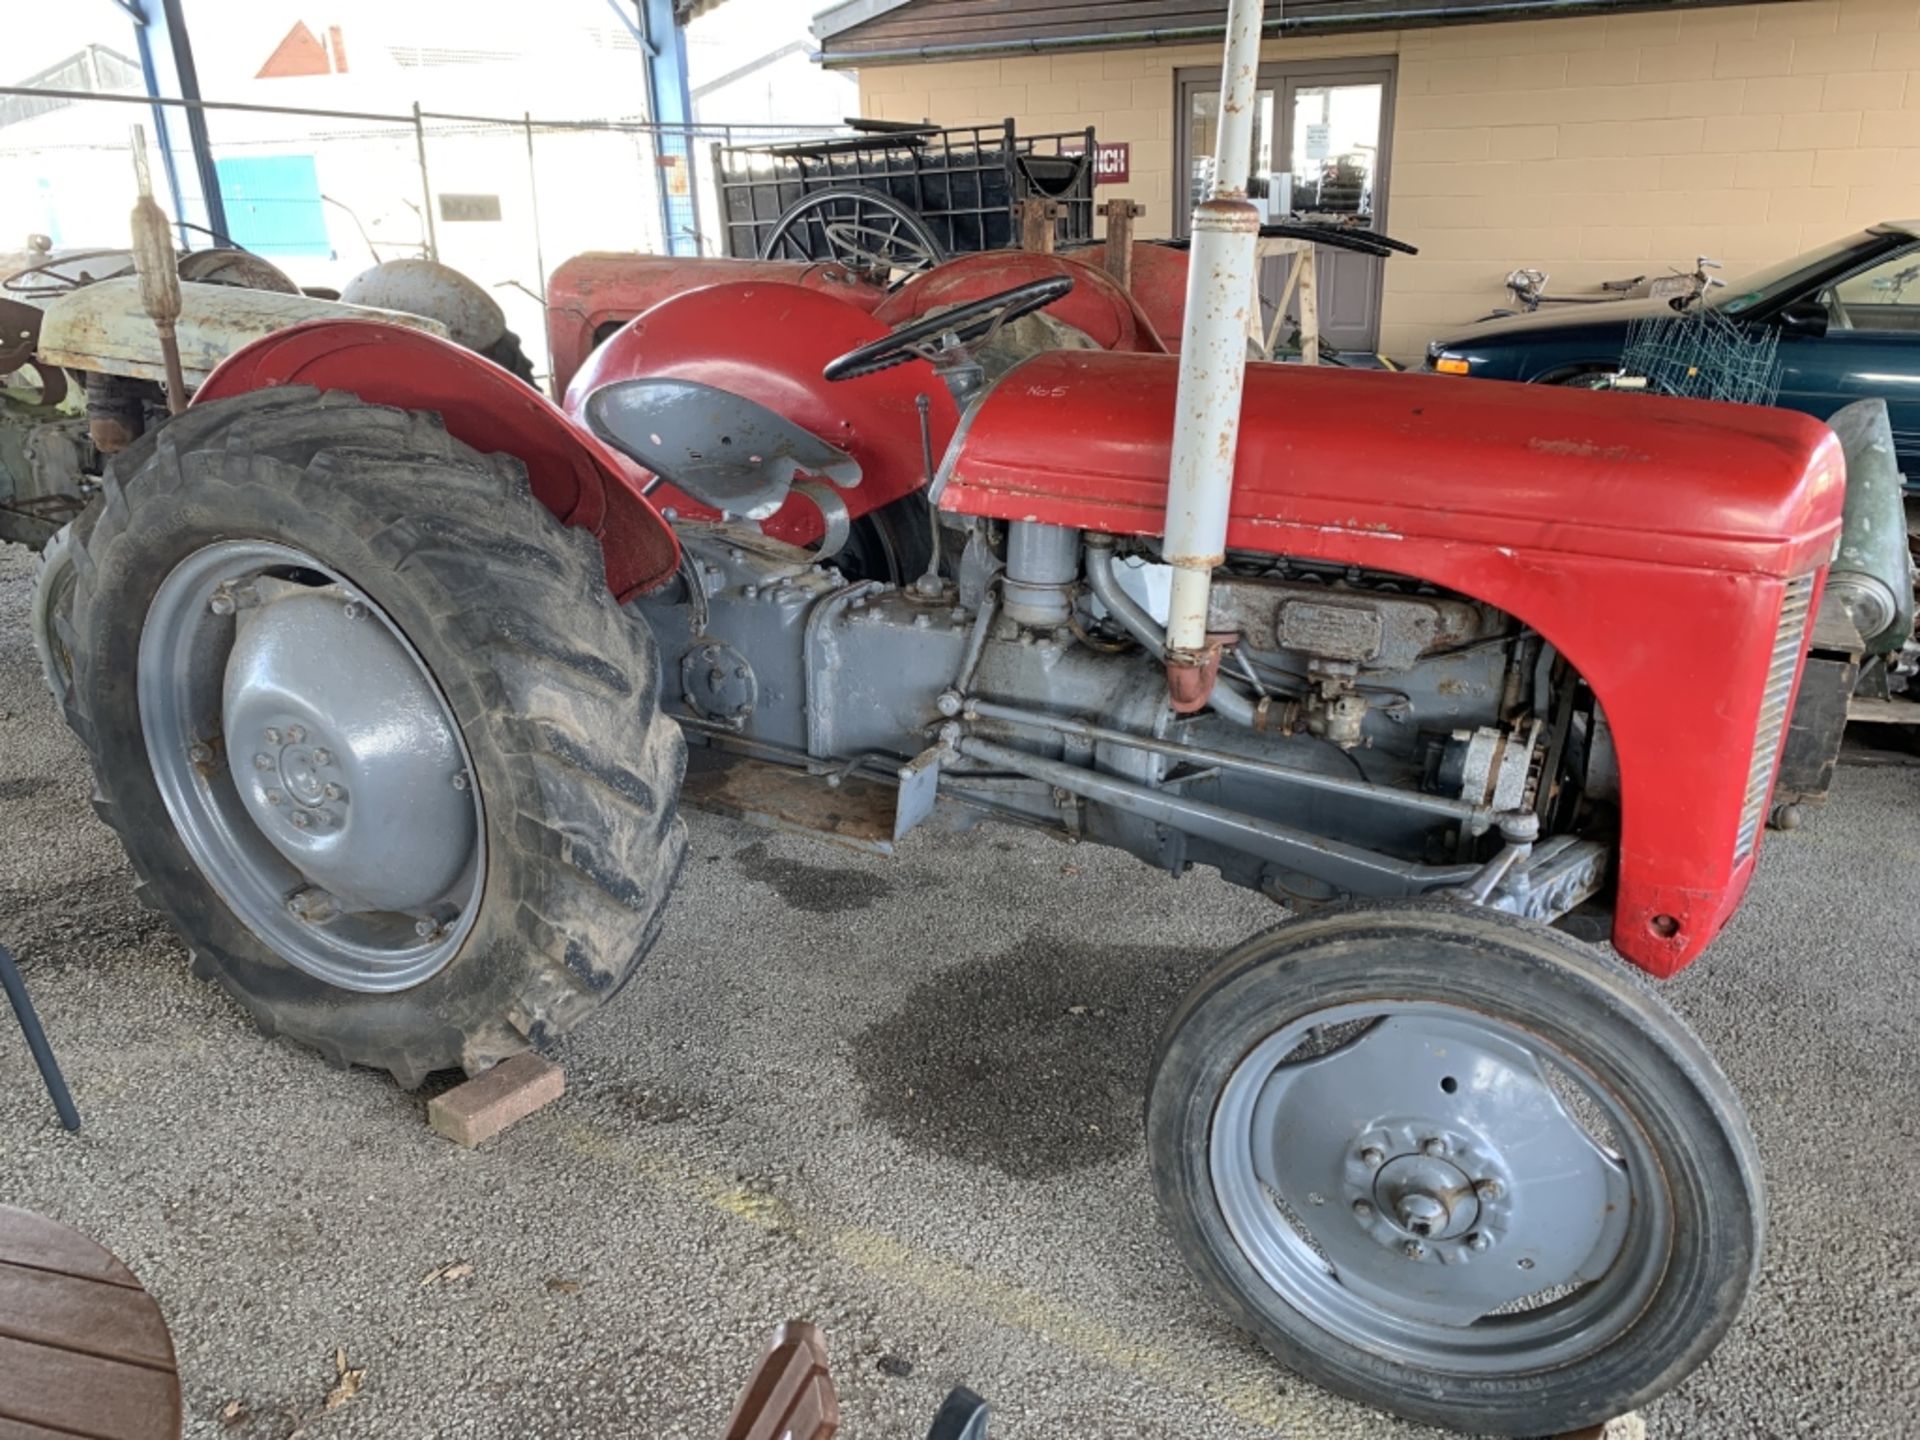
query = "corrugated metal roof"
xmin=0 ymin=44 xmax=142 ymax=131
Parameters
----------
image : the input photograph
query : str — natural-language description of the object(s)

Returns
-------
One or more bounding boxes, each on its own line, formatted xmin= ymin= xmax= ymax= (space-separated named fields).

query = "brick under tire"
xmin=64 ymin=386 xmax=687 ymax=1087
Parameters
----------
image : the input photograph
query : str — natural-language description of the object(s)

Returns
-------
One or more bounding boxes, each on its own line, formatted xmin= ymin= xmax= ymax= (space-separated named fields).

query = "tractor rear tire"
xmin=65 ymin=386 xmax=687 ymax=1086
xmin=32 ymin=513 xmax=90 ymax=704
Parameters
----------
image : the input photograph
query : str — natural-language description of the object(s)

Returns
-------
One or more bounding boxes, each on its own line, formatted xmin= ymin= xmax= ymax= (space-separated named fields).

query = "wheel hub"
xmin=139 ymin=539 xmax=486 ymax=994
xmin=1378 ymin=1155 xmax=1475 ymax=1240
xmin=1343 ymin=1123 xmax=1510 ymax=1260
xmin=224 ymin=589 xmax=475 ymax=915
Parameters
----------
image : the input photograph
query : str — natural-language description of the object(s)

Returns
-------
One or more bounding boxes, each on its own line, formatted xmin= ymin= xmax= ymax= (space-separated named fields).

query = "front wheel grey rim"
xmin=1209 ymin=999 xmax=1672 ymax=1375
xmin=139 ymin=540 xmax=485 ymax=993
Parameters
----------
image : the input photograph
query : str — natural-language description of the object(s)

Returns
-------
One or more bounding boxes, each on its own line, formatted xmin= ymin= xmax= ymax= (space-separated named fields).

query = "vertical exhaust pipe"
xmin=1162 ymin=0 xmax=1266 ymax=712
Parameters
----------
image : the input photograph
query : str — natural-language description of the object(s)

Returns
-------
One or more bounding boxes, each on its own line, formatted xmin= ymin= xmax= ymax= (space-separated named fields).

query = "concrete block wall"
xmin=854 ymin=0 xmax=1920 ymax=361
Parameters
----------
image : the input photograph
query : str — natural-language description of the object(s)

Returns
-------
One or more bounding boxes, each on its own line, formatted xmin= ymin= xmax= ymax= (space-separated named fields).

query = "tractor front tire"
xmin=1148 ymin=903 xmax=1761 ymax=1435
xmin=66 ymin=386 xmax=687 ymax=1086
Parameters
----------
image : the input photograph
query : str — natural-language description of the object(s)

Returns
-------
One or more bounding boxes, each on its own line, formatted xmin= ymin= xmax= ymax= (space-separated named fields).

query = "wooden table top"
xmin=0 ymin=1206 xmax=183 ymax=1440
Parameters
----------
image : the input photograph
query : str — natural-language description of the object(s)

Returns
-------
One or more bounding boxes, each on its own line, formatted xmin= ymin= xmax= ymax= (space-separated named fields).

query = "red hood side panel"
xmin=944 ymin=350 xmax=1842 ymax=573
xmin=943 ymin=350 xmax=1846 ymax=977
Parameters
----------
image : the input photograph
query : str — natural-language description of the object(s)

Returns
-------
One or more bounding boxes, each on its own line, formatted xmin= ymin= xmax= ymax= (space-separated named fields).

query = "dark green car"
xmin=1425 ymin=222 xmax=1920 ymax=482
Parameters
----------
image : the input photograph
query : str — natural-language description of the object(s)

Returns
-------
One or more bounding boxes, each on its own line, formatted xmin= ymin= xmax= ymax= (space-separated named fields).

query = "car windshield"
xmin=1715 ymin=230 xmax=1885 ymax=314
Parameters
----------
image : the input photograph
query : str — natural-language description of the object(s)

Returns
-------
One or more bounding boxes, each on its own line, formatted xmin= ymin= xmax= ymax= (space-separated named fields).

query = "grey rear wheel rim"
xmin=139 ymin=540 xmax=485 ymax=993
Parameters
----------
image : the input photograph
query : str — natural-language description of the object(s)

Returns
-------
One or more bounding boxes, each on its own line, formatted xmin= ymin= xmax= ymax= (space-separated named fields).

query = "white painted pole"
xmin=1161 ymin=0 xmax=1266 ymax=709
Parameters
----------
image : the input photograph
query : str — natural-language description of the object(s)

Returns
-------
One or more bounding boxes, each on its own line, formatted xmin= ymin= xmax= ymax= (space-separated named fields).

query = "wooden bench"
xmin=0 ymin=1207 xmax=182 ymax=1440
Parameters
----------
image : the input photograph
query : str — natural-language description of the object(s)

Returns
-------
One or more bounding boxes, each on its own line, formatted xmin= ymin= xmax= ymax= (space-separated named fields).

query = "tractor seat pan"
xmin=585 ymin=377 xmax=861 ymax=521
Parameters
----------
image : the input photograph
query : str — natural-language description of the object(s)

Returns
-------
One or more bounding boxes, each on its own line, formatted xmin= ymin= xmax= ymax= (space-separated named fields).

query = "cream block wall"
xmin=855 ymin=0 xmax=1920 ymax=360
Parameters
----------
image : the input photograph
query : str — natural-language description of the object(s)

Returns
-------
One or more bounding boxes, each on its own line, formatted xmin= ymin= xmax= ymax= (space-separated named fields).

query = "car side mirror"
xmin=1777 ymin=298 xmax=1830 ymax=337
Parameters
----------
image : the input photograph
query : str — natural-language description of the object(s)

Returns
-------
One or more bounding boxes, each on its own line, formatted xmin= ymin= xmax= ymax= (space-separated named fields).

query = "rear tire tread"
xmin=67 ymin=386 xmax=687 ymax=1084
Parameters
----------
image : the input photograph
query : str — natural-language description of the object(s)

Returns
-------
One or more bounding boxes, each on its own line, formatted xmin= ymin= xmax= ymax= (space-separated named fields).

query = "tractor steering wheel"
xmin=822 ymin=274 xmax=1074 ymax=382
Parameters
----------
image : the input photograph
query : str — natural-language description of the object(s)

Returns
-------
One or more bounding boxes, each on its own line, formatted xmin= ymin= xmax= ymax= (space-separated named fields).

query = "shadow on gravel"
xmin=0 ymin=870 xmax=173 ymax=966
xmin=853 ymin=930 xmax=1206 ymax=1179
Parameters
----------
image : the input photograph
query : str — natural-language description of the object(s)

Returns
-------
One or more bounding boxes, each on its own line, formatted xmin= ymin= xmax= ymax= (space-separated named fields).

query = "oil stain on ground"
xmin=734 ymin=840 xmax=893 ymax=914
xmin=853 ymin=930 xmax=1207 ymax=1179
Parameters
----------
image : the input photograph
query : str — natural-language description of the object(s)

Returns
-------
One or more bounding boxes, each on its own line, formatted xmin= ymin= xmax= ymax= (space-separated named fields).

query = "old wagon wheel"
xmin=758 ymin=187 xmax=944 ymax=283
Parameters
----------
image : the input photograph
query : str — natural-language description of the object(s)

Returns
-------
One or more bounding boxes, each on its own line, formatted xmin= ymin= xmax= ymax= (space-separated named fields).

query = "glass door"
xmin=1179 ymin=59 xmax=1396 ymax=355
xmin=1281 ymin=70 xmax=1390 ymax=354
xmin=1185 ymin=83 xmax=1275 ymax=215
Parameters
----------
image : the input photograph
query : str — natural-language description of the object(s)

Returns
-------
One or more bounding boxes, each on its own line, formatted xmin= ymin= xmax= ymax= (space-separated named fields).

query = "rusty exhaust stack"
xmin=127 ymin=125 xmax=188 ymax=416
xmin=1161 ymin=0 xmax=1265 ymax=712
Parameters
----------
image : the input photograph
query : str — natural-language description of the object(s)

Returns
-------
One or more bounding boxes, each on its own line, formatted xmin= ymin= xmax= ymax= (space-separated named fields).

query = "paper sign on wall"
xmin=1304 ymin=122 xmax=1331 ymax=161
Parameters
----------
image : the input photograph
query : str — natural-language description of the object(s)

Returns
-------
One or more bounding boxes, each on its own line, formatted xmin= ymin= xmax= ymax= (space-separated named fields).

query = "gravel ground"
xmin=1 ymin=538 xmax=1914 ymax=1440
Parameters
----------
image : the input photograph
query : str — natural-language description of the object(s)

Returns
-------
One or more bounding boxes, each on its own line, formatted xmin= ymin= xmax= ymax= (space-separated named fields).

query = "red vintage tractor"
xmin=51 ymin=6 xmax=1841 ymax=1433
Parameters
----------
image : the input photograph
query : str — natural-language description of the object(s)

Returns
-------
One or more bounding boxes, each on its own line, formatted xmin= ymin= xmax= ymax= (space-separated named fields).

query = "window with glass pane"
xmin=1188 ymin=87 xmax=1274 ymax=209
xmin=1289 ymin=83 xmax=1381 ymax=221
xmin=1829 ymin=247 xmax=1920 ymax=330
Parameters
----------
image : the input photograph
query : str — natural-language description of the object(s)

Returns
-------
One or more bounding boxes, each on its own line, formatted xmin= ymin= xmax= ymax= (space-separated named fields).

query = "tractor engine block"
xmin=636 ymin=525 xmax=1573 ymax=904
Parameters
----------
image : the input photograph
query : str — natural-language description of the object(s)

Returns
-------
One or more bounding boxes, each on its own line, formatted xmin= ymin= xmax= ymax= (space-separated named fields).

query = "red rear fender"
xmin=195 ymin=319 xmax=680 ymax=599
xmin=544 ymin=252 xmax=886 ymax=396
xmin=1062 ymin=241 xmax=1191 ymax=352
xmin=875 ymin=250 xmax=1169 ymax=354
xmin=563 ymin=280 xmax=960 ymax=547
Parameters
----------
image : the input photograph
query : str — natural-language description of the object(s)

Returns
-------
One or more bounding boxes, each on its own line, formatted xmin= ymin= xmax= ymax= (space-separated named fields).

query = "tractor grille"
xmin=1734 ymin=572 xmax=1816 ymax=863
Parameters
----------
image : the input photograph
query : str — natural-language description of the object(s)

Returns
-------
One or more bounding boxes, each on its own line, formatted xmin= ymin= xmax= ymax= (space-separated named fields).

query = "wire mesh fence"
xmin=1617 ymin=307 xmax=1783 ymax=408
xmin=0 ymin=84 xmax=838 ymax=385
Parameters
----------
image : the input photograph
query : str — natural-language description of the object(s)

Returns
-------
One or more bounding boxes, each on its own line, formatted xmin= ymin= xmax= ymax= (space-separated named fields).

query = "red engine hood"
xmin=941 ymin=351 xmax=1842 ymax=578
xmin=941 ymin=350 xmax=1845 ymax=980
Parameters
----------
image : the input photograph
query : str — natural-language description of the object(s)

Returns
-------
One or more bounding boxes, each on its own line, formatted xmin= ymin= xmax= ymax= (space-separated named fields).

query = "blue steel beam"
xmin=640 ymin=0 xmax=698 ymax=256
xmin=123 ymin=0 xmax=229 ymax=244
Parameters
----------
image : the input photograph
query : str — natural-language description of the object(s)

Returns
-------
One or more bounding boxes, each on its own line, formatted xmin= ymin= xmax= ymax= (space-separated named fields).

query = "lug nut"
xmin=1422 ymin=1137 xmax=1450 ymax=1158
xmin=1360 ymin=1146 xmax=1386 ymax=1169
xmin=290 ymin=810 xmax=312 ymax=829
xmin=1476 ymin=1178 xmax=1505 ymax=1201
xmin=264 ymin=727 xmax=282 ymax=745
xmin=1402 ymin=1240 xmax=1426 ymax=1259
xmin=1467 ymin=1232 xmax=1491 ymax=1252
xmin=312 ymin=749 xmax=332 ymax=767
xmin=265 ymin=789 xmax=285 ymax=806
xmin=287 ymin=725 xmax=306 ymax=744
xmin=254 ymin=753 xmax=274 ymax=770
xmin=1351 ymin=1199 xmax=1373 ymax=1220
xmin=188 ymin=742 xmax=213 ymax=764
xmin=323 ymin=783 xmax=345 ymax=801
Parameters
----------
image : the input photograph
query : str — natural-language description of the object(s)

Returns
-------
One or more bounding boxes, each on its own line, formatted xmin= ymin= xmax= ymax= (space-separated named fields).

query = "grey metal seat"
xmin=585 ymin=377 xmax=861 ymax=522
